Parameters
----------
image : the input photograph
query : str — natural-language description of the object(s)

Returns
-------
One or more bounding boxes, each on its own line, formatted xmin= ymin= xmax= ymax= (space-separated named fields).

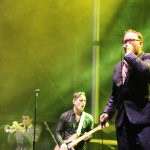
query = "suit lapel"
xmin=114 ymin=61 xmax=124 ymax=87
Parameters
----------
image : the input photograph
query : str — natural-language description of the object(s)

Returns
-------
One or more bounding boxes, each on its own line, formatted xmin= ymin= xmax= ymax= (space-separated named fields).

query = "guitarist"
xmin=55 ymin=92 xmax=94 ymax=150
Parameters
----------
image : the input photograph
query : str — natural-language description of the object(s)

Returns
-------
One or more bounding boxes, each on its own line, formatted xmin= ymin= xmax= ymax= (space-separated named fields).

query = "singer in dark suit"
xmin=100 ymin=29 xmax=150 ymax=150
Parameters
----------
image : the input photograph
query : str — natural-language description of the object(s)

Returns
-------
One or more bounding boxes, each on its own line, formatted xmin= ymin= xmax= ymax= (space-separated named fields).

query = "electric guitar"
xmin=54 ymin=122 xmax=109 ymax=150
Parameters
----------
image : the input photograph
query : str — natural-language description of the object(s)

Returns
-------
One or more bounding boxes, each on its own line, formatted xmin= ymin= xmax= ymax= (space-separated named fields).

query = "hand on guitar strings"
xmin=60 ymin=143 xmax=68 ymax=150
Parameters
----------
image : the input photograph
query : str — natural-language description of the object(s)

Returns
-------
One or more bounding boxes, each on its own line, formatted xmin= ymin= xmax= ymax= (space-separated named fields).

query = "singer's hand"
xmin=99 ymin=113 xmax=109 ymax=127
xmin=124 ymin=44 xmax=133 ymax=54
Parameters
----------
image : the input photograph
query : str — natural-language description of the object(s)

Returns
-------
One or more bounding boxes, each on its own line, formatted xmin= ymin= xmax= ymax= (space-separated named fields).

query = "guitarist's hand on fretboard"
xmin=83 ymin=132 xmax=90 ymax=141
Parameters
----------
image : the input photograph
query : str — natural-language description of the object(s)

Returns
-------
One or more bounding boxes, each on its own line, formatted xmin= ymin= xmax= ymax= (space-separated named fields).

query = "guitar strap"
xmin=76 ymin=111 xmax=85 ymax=136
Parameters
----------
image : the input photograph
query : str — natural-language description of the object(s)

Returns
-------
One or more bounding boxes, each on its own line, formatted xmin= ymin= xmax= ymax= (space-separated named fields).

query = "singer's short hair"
xmin=73 ymin=92 xmax=86 ymax=100
xmin=124 ymin=29 xmax=143 ymax=42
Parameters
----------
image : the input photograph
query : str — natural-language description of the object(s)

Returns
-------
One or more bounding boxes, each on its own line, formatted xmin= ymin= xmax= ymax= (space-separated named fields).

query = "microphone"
xmin=35 ymin=89 xmax=40 ymax=99
xmin=121 ymin=45 xmax=127 ymax=49
xmin=35 ymin=89 xmax=40 ymax=93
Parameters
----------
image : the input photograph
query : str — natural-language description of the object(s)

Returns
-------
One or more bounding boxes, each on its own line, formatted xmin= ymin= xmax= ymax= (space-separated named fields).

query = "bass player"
xmin=55 ymin=92 xmax=94 ymax=150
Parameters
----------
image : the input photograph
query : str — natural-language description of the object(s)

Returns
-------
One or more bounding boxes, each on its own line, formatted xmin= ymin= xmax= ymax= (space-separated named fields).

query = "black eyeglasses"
xmin=122 ymin=39 xmax=140 ymax=44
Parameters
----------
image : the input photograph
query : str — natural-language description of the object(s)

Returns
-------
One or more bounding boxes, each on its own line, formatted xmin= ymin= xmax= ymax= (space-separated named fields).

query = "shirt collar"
xmin=27 ymin=124 xmax=33 ymax=129
xmin=71 ymin=109 xmax=75 ymax=115
xmin=71 ymin=109 xmax=84 ymax=116
xmin=138 ymin=51 xmax=144 ymax=57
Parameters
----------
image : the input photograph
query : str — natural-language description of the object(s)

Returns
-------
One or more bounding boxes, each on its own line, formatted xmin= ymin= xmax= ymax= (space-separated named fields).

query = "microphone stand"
xmin=33 ymin=89 xmax=40 ymax=150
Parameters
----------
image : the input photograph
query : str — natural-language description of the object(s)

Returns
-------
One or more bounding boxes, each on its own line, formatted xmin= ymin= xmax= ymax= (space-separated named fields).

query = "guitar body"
xmin=54 ymin=134 xmax=77 ymax=150
xmin=54 ymin=144 xmax=74 ymax=150
xmin=54 ymin=123 xmax=109 ymax=150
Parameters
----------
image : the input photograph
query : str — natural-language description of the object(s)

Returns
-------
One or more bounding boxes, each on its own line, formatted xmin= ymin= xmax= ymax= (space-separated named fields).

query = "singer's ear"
xmin=139 ymin=41 xmax=143 ymax=49
xmin=140 ymin=41 xmax=143 ymax=45
xmin=73 ymin=99 xmax=76 ymax=104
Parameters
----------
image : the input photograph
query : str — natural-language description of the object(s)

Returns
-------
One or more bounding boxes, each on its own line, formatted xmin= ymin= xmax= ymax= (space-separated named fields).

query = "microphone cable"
xmin=101 ymin=47 xmax=124 ymax=150
xmin=121 ymin=47 xmax=124 ymax=84
xmin=101 ymin=129 xmax=104 ymax=150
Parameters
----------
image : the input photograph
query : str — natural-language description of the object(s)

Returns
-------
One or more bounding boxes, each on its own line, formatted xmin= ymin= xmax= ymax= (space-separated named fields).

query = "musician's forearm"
xmin=55 ymin=132 xmax=64 ymax=146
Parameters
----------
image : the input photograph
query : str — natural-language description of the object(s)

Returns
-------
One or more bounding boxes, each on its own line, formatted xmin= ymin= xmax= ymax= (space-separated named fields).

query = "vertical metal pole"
xmin=33 ymin=89 xmax=40 ymax=150
xmin=92 ymin=0 xmax=100 ymax=124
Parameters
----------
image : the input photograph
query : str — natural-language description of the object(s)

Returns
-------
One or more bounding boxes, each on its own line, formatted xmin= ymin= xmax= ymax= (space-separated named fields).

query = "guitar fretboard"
xmin=70 ymin=126 xmax=101 ymax=147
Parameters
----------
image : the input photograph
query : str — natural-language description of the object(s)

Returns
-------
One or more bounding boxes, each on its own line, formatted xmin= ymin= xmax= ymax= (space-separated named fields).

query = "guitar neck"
xmin=70 ymin=126 xmax=101 ymax=147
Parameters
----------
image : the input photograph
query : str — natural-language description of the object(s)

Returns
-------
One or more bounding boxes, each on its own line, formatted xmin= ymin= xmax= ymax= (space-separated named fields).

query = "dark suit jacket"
xmin=104 ymin=52 xmax=150 ymax=127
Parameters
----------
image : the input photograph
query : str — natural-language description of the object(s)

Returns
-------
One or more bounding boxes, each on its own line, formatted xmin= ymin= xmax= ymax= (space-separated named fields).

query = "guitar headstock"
xmin=97 ymin=122 xmax=109 ymax=130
